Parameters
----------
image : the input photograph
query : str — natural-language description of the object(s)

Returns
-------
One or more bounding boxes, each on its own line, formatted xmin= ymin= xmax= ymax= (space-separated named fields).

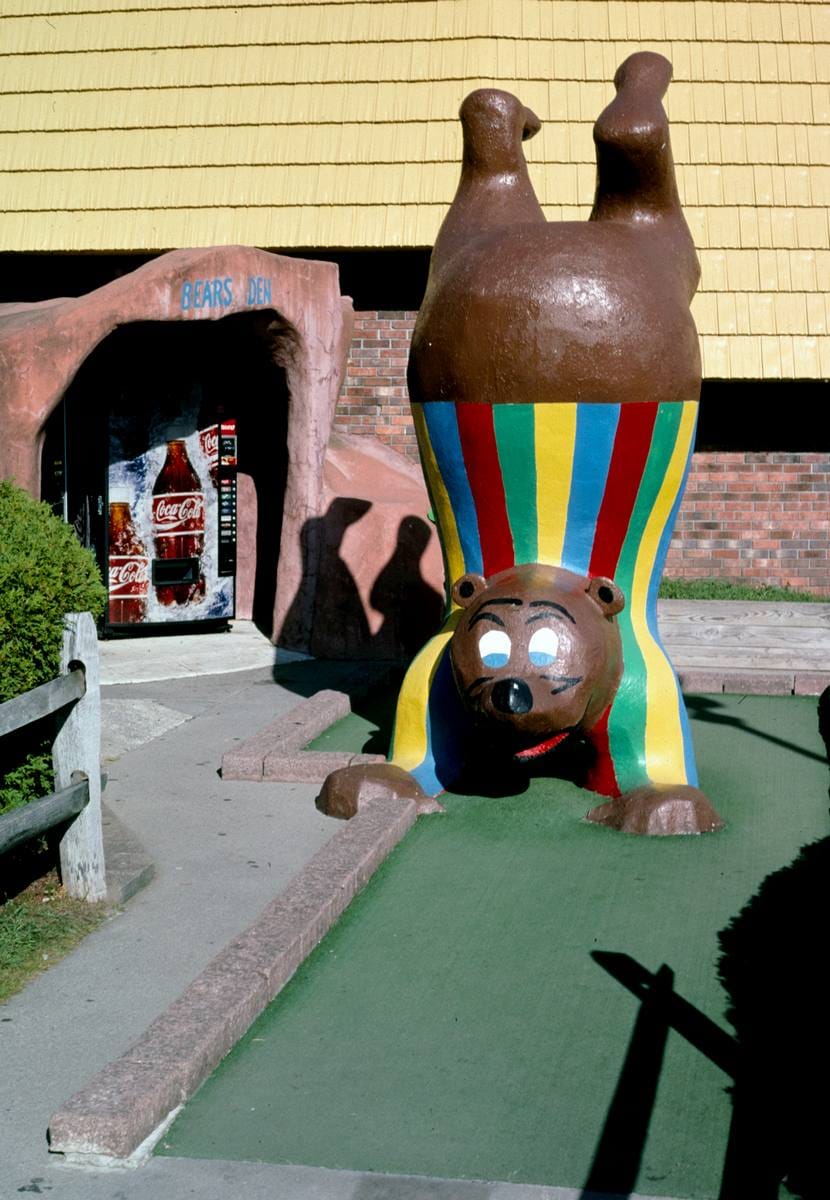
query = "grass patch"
xmin=0 ymin=871 xmax=109 ymax=1003
xmin=659 ymin=578 xmax=822 ymax=602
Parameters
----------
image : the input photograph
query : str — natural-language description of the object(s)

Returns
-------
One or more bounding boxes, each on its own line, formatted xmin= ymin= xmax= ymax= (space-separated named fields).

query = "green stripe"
xmin=493 ymin=405 xmax=538 ymax=565
xmin=608 ymin=403 xmax=683 ymax=791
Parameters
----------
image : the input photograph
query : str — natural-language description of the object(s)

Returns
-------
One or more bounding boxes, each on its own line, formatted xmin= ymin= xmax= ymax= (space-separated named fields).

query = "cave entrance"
xmin=41 ymin=312 xmax=290 ymax=636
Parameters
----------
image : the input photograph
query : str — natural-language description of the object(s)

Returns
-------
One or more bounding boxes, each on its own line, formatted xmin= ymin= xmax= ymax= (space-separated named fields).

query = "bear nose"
xmin=491 ymin=679 xmax=533 ymax=715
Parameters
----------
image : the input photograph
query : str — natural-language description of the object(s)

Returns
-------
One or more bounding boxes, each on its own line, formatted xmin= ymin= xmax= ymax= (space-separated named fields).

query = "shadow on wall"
xmin=281 ymin=497 xmax=443 ymax=662
xmin=369 ymin=513 xmax=444 ymax=658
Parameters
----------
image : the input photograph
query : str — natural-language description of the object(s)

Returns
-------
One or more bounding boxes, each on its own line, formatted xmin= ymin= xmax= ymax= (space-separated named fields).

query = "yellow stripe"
xmin=630 ymin=403 xmax=698 ymax=784
xmin=390 ymin=615 xmax=460 ymax=772
xmin=412 ymin=403 xmax=465 ymax=599
xmin=535 ymin=404 xmax=576 ymax=566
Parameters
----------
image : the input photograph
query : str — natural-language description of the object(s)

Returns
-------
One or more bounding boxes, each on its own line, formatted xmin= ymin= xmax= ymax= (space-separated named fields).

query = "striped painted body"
xmin=391 ymin=399 xmax=699 ymax=799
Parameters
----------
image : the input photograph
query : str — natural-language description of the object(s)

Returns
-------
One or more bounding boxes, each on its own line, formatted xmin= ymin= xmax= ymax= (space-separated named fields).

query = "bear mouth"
xmin=513 ymin=729 xmax=573 ymax=761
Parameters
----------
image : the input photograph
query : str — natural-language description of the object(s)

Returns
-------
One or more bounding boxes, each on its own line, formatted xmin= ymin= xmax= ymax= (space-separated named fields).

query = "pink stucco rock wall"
xmin=312 ymin=432 xmax=444 ymax=659
xmin=0 ymin=246 xmax=353 ymax=649
xmin=0 ymin=248 xmax=445 ymax=658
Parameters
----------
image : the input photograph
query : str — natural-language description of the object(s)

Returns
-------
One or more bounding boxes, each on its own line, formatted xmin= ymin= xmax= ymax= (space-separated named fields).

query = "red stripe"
xmin=585 ymin=708 xmax=620 ymax=798
xmin=456 ymin=403 xmax=514 ymax=577
xmin=589 ymin=403 xmax=658 ymax=580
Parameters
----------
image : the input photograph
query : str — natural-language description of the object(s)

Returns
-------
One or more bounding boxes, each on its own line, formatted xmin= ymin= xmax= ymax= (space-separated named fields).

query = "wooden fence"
xmin=0 ymin=612 xmax=106 ymax=901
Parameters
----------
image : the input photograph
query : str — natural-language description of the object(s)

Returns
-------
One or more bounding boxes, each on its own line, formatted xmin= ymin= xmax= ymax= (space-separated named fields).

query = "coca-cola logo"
xmin=109 ymin=556 xmax=150 ymax=596
xmin=199 ymin=427 xmax=218 ymax=460
xmin=152 ymin=492 xmax=205 ymax=534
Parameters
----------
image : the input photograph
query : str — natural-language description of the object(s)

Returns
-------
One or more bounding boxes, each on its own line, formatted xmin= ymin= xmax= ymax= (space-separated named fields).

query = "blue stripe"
xmin=409 ymin=649 xmax=467 ymax=794
xmin=644 ymin=403 xmax=699 ymax=786
xmin=423 ymin=403 xmax=483 ymax=576
xmin=673 ymin=663 xmax=698 ymax=786
xmin=561 ymin=404 xmax=621 ymax=575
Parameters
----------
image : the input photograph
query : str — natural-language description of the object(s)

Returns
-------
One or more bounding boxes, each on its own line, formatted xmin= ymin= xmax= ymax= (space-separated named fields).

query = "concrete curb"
xmin=48 ymin=795 xmax=417 ymax=1165
xmin=221 ymin=688 xmax=386 ymax=782
xmin=679 ymin=668 xmax=830 ymax=696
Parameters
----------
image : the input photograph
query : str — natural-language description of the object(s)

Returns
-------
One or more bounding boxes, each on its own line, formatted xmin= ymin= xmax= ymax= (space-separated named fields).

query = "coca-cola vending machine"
xmin=105 ymin=392 xmax=237 ymax=633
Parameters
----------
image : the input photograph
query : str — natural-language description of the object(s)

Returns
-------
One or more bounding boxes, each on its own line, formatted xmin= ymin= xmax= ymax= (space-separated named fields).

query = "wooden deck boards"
xmin=657 ymin=600 xmax=830 ymax=693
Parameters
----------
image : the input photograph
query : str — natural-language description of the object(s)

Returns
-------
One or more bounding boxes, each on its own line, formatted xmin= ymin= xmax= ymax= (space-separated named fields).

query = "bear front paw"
xmin=586 ymin=784 xmax=724 ymax=836
xmin=317 ymin=763 xmax=443 ymax=820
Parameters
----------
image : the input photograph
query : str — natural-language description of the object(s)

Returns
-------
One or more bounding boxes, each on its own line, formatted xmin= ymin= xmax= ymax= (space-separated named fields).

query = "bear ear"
xmin=586 ymin=576 xmax=625 ymax=617
xmin=452 ymin=573 xmax=487 ymax=608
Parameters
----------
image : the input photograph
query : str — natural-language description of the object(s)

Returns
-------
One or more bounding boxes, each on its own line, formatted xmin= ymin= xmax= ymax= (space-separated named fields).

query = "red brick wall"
xmin=335 ymin=310 xmax=419 ymax=460
xmin=335 ymin=313 xmax=830 ymax=595
xmin=665 ymin=452 xmax=830 ymax=596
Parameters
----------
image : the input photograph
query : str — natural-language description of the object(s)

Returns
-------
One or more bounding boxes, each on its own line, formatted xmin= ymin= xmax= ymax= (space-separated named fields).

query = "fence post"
xmin=52 ymin=612 xmax=106 ymax=901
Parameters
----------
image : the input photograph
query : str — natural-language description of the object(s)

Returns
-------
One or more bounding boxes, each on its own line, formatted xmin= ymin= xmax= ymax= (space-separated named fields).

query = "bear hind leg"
xmin=586 ymin=784 xmax=724 ymax=836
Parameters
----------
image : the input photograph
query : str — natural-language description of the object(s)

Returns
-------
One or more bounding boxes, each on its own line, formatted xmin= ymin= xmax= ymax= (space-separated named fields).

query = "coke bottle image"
xmin=151 ymin=436 xmax=206 ymax=606
xmin=108 ymin=488 xmax=149 ymax=624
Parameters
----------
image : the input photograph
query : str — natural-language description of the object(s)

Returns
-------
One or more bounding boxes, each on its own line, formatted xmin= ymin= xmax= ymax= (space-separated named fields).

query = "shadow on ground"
xmin=686 ymin=694 xmax=827 ymax=767
xmin=716 ymin=833 xmax=830 ymax=1199
xmin=582 ymin=690 xmax=830 ymax=1199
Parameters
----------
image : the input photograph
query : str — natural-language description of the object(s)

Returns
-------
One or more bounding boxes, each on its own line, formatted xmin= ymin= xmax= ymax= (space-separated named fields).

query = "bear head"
xmin=449 ymin=563 xmax=625 ymax=762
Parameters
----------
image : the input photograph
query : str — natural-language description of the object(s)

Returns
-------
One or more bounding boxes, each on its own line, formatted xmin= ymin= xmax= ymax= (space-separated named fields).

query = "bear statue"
xmin=319 ymin=52 xmax=723 ymax=835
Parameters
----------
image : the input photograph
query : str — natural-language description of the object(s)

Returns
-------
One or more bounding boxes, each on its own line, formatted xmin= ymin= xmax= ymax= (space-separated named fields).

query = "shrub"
xmin=0 ymin=481 xmax=106 ymax=814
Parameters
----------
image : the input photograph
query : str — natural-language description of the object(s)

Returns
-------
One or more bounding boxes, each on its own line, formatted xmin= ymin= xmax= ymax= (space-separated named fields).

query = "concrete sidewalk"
xmin=98 ymin=619 xmax=281 ymax=685
xmin=1 ymin=625 xmax=343 ymax=1198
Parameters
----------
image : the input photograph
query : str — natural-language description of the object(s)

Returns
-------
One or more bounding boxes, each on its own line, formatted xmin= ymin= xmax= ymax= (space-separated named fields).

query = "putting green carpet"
xmin=158 ymin=695 xmax=828 ymax=1198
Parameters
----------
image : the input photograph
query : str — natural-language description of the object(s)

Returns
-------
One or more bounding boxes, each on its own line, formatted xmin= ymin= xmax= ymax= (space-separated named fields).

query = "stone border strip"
xmin=679 ymin=668 xmax=830 ymax=696
xmin=221 ymin=688 xmax=386 ymax=782
xmin=48 ymin=795 xmax=417 ymax=1165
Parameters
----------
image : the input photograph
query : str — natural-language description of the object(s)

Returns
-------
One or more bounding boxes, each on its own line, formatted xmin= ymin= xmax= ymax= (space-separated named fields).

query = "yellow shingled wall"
xmin=1 ymin=0 xmax=828 ymax=376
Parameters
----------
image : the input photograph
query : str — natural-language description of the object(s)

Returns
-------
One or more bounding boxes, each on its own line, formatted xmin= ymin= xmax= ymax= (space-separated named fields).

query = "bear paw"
xmin=317 ymin=763 xmax=444 ymax=820
xmin=586 ymin=784 xmax=724 ymax=836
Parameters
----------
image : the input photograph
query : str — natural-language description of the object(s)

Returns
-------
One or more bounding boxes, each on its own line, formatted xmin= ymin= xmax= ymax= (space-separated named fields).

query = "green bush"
xmin=0 ymin=481 xmax=106 ymax=814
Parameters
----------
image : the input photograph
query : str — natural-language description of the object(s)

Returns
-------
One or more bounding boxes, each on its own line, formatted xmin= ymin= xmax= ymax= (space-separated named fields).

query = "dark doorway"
xmin=40 ymin=313 xmax=289 ymax=636
xmin=225 ymin=312 xmax=291 ymax=635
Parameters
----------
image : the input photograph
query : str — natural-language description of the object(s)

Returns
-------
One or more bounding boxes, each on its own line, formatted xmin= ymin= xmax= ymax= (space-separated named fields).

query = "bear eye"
xmin=478 ymin=629 xmax=511 ymax=669
xmin=528 ymin=627 xmax=559 ymax=667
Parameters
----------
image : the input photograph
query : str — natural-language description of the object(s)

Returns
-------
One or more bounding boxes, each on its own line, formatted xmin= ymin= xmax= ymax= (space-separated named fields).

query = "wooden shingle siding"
xmin=1 ymin=0 xmax=827 ymax=377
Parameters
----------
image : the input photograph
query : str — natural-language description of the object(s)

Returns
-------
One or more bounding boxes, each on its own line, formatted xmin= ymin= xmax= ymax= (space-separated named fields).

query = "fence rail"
xmin=0 ymin=668 xmax=86 ymax=739
xmin=0 ymin=775 xmax=89 ymax=858
xmin=0 ymin=613 xmax=105 ymax=901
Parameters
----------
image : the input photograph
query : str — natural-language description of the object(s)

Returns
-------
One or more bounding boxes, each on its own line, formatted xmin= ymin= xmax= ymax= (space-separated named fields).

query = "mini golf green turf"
xmin=158 ymin=695 xmax=828 ymax=1197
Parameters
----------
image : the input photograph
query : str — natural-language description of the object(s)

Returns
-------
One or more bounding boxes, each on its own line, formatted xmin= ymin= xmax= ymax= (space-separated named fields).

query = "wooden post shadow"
xmin=580 ymin=962 xmax=674 ymax=1196
xmin=581 ymin=952 xmax=738 ymax=1199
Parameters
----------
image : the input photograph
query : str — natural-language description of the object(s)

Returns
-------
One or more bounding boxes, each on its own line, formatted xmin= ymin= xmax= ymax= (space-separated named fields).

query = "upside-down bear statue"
xmin=320 ymin=52 xmax=723 ymax=835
